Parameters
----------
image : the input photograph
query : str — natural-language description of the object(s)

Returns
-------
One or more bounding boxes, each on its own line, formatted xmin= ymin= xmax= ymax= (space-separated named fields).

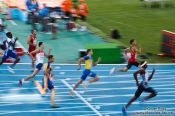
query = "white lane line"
xmin=9 ymin=20 xmax=17 ymax=26
xmin=0 ymin=86 xmax=175 ymax=91
xmin=1 ymin=63 xmax=175 ymax=65
xmin=0 ymin=69 xmax=174 ymax=71
xmin=85 ymin=93 xmax=175 ymax=101
xmin=61 ymin=79 xmax=102 ymax=116
xmin=0 ymin=111 xmax=95 ymax=115
xmin=147 ymin=98 xmax=175 ymax=103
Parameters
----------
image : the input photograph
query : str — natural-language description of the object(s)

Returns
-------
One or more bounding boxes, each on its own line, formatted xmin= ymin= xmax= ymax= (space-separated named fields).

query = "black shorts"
xmin=126 ymin=61 xmax=139 ymax=69
xmin=135 ymin=84 xmax=157 ymax=98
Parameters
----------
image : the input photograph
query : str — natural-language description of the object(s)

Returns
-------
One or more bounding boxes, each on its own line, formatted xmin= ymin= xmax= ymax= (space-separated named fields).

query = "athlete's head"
xmin=140 ymin=61 xmax=147 ymax=69
xmin=6 ymin=32 xmax=13 ymax=38
xmin=38 ymin=42 xmax=44 ymax=48
xmin=87 ymin=49 xmax=93 ymax=56
xmin=48 ymin=55 xmax=54 ymax=63
xmin=130 ymin=39 xmax=136 ymax=46
xmin=31 ymin=29 xmax=36 ymax=36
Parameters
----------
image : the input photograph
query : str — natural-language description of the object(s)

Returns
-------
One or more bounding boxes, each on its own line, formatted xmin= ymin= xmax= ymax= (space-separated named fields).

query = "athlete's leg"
xmin=73 ymin=79 xmax=84 ymax=91
xmin=24 ymin=69 xmax=39 ymax=81
xmin=33 ymin=80 xmax=46 ymax=95
xmin=143 ymin=87 xmax=157 ymax=101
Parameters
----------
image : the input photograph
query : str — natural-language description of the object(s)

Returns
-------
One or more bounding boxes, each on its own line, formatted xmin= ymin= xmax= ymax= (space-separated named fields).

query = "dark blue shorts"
xmin=36 ymin=63 xmax=43 ymax=70
xmin=2 ymin=50 xmax=17 ymax=62
xmin=135 ymin=84 xmax=157 ymax=98
xmin=81 ymin=69 xmax=97 ymax=81
xmin=42 ymin=78 xmax=54 ymax=90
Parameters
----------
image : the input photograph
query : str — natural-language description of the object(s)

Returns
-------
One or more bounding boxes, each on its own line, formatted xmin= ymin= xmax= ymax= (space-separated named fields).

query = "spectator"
xmin=79 ymin=0 xmax=88 ymax=21
xmin=62 ymin=0 xmax=72 ymax=17
xmin=26 ymin=0 xmax=39 ymax=11
xmin=39 ymin=3 xmax=49 ymax=17
xmin=26 ymin=0 xmax=39 ymax=25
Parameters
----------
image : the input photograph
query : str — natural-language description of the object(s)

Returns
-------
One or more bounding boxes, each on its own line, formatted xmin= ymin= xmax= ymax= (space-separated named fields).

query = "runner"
xmin=70 ymin=49 xmax=101 ymax=95
xmin=110 ymin=39 xmax=141 ymax=74
xmin=18 ymin=42 xmax=52 ymax=87
xmin=27 ymin=29 xmax=37 ymax=70
xmin=0 ymin=32 xmax=20 ymax=73
xmin=122 ymin=61 xmax=157 ymax=116
xmin=33 ymin=55 xmax=59 ymax=108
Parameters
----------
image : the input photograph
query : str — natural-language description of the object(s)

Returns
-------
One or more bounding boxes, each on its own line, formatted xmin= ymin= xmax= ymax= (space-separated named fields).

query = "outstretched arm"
xmin=93 ymin=57 xmax=101 ymax=66
xmin=44 ymin=48 xmax=52 ymax=58
xmin=133 ymin=69 xmax=142 ymax=86
xmin=148 ymin=68 xmax=155 ymax=81
xmin=136 ymin=47 xmax=141 ymax=54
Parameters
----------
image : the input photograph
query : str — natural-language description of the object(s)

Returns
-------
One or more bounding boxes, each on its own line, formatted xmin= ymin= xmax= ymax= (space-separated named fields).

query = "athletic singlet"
xmin=140 ymin=71 xmax=149 ymax=88
xmin=6 ymin=37 xmax=15 ymax=50
xmin=127 ymin=47 xmax=137 ymax=62
xmin=43 ymin=62 xmax=52 ymax=75
xmin=30 ymin=36 xmax=37 ymax=47
xmin=35 ymin=49 xmax=44 ymax=64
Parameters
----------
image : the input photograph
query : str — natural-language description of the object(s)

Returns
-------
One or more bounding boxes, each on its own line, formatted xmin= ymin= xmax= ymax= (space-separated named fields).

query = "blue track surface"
xmin=0 ymin=64 xmax=175 ymax=116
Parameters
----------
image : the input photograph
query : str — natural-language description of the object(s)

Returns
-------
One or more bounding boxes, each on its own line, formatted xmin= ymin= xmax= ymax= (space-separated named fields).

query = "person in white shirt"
xmin=18 ymin=42 xmax=52 ymax=87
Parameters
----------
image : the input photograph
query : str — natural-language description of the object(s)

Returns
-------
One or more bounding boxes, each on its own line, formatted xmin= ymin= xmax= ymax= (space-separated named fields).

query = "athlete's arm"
xmin=93 ymin=57 xmax=101 ymax=66
xmin=44 ymin=48 xmax=52 ymax=58
xmin=44 ymin=68 xmax=51 ymax=79
xmin=124 ymin=48 xmax=129 ymax=56
xmin=27 ymin=35 xmax=34 ymax=46
xmin=29 ymin=49 xmax=39 ymax=60
xmin=136 ymin=47 xmax=141 ymax=54
xmin=148 ymin=68 xmax=155 ymax=81
xmin=77 ymin=57 xmax=84 ymax=70
xmin=133 ymin=70 xmax=142 ymax=86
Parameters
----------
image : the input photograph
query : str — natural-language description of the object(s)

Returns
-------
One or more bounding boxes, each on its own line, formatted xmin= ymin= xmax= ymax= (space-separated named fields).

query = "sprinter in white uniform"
xmin=18 ymin=42 xmax=52 ymax=87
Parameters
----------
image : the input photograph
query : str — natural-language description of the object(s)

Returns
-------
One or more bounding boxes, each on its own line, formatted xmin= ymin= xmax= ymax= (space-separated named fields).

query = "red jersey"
xmin=127 ymin=47 xmax=137 ymax=62
xmin=28 ymin=36 xmax=36 ymax=52
xmin=128 ymin=52 xmax=136 ymax=62
xmin=28 ymin=35 xmax=37 ymax=58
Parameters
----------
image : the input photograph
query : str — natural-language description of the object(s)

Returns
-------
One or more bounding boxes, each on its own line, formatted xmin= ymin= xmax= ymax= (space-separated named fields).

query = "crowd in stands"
xmin=25 ymin=0 xmax=88 ymax=33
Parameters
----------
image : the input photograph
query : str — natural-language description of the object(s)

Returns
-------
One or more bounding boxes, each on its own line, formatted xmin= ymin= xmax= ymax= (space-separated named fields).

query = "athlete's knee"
xmin=95 ymin=76 xmax=99 ymax=81
xmin=79 ymin=79 xmax=83 ymax=84
xmin=124 ymin=68 xmax=128 ymax=72
xmin=16 ymin=57 xmax=20 ymax=62
xmin=152 ymin=91 xmax=157 ymax=97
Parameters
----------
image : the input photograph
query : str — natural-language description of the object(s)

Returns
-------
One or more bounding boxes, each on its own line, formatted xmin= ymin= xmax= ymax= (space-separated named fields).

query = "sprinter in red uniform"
xmin=27 ymin=30 xmax=37 ymax=70
xmin=110 ymin=39 xmax=141 ymax=74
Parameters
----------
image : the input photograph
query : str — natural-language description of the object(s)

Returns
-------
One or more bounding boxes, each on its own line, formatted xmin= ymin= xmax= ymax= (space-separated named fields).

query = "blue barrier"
xmin=10 ymin=8 xmax=27 ymax=21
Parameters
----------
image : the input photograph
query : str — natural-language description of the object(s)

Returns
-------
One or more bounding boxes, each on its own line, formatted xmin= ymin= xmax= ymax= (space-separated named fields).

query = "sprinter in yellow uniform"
xmin=71 ymin=49 xmax=101 ymax=94
xmin=33 ymin=55 xmax=59 ymax=108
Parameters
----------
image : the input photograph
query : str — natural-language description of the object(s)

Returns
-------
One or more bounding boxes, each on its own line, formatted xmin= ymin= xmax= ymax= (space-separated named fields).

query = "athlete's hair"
xmin=130 ymin=39 xmax=135 ymax=45
xmin=31 ymin=29 xmax=35 ymax=33
xmin=38 ymin=42 xmax=43 ymax=47
xmin=87 ymin=49 xmax=92 ymax=54
xmin=48 ymin=55 xmax=54 ymax=60
xmin=6 ymin=32 xmax=12 ymax=37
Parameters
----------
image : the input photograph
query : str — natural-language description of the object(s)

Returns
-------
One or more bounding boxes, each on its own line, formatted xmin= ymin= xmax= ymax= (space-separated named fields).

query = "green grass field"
xmin=86 ymin=0 xmax=175 ymax=63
